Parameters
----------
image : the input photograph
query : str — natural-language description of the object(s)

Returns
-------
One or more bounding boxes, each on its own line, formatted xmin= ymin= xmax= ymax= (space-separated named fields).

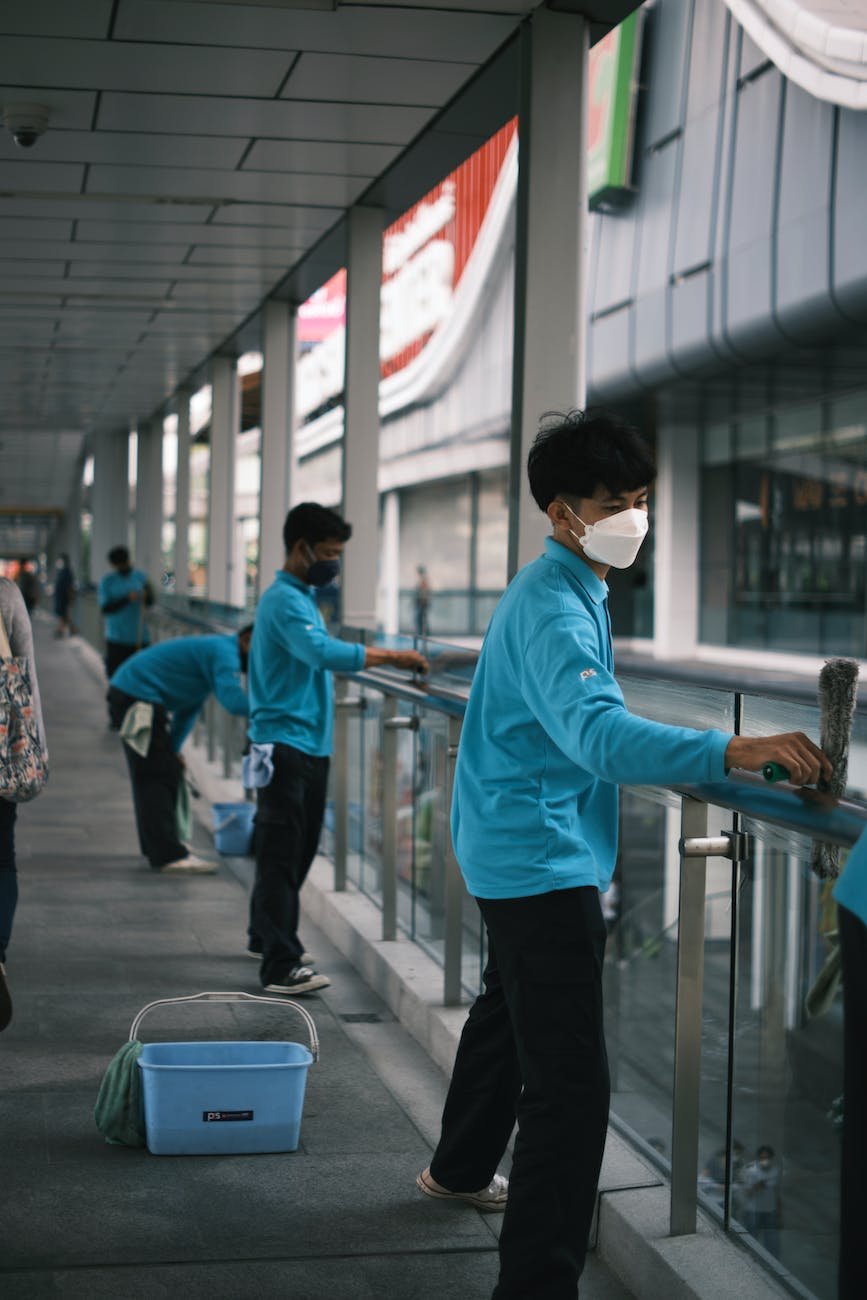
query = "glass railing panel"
xmin=405 ymin=709 xmax=450 ymax=964
xmin=604 ymin=789 xmax=680 ymax=1163
xmin=723 ymin=835 xmax=841 ymax=1299
xmin=619 ymin=675 xmax=735 ymax=732
xmin=359 ymin=691 xmax=384 ymax=905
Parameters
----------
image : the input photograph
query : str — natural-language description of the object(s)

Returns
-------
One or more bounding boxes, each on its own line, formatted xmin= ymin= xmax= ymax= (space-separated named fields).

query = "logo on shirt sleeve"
xmin=580 ymin=668 xmax=597 ymax=681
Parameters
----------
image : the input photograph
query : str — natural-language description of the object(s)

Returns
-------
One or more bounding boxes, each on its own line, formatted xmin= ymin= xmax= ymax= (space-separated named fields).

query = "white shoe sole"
xmin=416 ymin=1169 xmax=507 ymax=1212
xmin=263 ymin=974 xmax=330 ymax=995
xmin=159 ymin=861 xmax=218 ymax=875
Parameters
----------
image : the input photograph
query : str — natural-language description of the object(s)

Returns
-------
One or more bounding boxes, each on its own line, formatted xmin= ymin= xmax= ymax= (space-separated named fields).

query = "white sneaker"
xmin=416 ymin=1166 xmax=508 ymax=1211
xmin=159 ymin=854 xmax=217 ymax=875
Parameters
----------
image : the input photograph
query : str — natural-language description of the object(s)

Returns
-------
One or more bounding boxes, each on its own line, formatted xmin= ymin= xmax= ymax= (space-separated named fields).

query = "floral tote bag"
xmin=0 ymin=609 xmax=48 ymax=802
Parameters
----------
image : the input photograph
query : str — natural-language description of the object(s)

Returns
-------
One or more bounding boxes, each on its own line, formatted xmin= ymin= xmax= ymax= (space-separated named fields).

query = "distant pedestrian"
xmin=0 ymin=577 xmax=48 ymax=1032
xmin=53 ymin=554 xmax=75 ymax=637
xmin=108 ymin=627 xmax=252 ymax=874
xmin=16 ymin=561 xmax=39 ymax=615
xmin=414 ymin=564 xmax=431 ymax=639
xmin=742 ymin=1145 xmax=782 ymax=1255
xmin=98 ymin=546 xmax=154 ymax=719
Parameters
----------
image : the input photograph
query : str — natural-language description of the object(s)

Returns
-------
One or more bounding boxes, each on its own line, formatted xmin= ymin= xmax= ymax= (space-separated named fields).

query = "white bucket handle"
xmin=213 ymin=812 xmax=239 ymax=834
xmin=128 ymin=990 xmax=319 ymax=1061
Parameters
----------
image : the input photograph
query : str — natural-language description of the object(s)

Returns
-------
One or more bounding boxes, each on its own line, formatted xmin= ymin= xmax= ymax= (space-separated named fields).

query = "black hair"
xmin=527 ymin=408 xmax=656 ymax=511
xmin=108 ymin=545 xmax=130 ymax=566
xmin=756 ymin=1145 xmax=775 ymax=1159
xmin=283 ymin=502 xmax=352 ymax=553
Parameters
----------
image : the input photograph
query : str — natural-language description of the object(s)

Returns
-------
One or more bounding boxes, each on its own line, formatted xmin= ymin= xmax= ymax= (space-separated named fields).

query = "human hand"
xmin=725 ymin=733 xmax=832 ymax=787
xmin=390 ymin=650 xmax=428 ymax=674
xmin=127 ymin=589 xmax=141 ymax=602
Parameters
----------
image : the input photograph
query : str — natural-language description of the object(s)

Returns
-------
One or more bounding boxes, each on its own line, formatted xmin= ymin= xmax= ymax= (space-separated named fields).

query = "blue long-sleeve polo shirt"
xmin=834 ymin=828 xmax=867 ymax=928
xmin=248 ymin=570 xmax=365 ymax=756
xmin=110 ymin=633 xmax=248 ymax=752
xmin=452 ymin=537 xmax=732 ymax=900
xmin=98 ymin=568 xmax=151 ymax=645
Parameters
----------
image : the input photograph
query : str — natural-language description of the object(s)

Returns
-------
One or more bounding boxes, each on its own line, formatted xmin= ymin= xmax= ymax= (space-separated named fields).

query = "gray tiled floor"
xmin=0 ymin=623 xmax=632 ymax=1299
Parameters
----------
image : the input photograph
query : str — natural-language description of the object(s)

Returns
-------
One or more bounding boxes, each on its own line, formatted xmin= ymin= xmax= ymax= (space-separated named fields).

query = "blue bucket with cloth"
xmin=211 ymin=801 xmax=256 ymax=855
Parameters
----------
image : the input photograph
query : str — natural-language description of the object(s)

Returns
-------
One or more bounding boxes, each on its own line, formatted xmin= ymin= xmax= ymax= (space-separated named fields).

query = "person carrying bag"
xmin=0 ymin=577 xmax=48 ymax=1032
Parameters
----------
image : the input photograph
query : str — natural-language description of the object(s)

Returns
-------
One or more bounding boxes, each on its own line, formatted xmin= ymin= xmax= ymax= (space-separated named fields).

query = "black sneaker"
xmin=263 ymin=965 xmax=330 ymax=995
xmin=0 ymin=962 xmax=12 ymax=1032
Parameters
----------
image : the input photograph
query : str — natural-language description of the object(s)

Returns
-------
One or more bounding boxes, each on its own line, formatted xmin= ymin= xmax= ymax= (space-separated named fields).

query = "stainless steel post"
xmin=221 ymin=707 xmax=233 ymax=779
xmin=333 ymin=678 xmax=350 ymax=891
xmin=443 ymin=715 xmax=464 ymax=1006
xmin=381 ymin=704 xmax=418 ymax=941
xmin=333 ymin=683 xmax=365 ymax=892
xmin=670 ymin=796 xmax=709 ymax=1236
xmin=206 ymin=694 xmax=217 ymax=764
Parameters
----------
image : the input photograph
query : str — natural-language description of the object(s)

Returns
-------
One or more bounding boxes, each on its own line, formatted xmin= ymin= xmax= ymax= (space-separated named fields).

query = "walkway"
xmin=0 ymin=622 xmax=631 ymax=1300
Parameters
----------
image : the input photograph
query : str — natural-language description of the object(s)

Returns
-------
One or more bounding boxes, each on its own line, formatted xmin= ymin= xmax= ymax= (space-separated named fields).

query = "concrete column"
xmin=174 ymin=389 xmax=192 ymax=596
xmin=135 ymin=418 xmax=164 ymax=584
xmin=259 ymin=300 xmax=296 ymax=588
xmin=341 ymin=205 xmax=384 ymax=631
xmin=507 ymin=9 xmax=590 ymax=578
xmin=56 ymin=458 xmax=84 ymax=577
xmin=379 ymin=489 xmax=400 ymax=635
xmin=653 ymin=424 xmax=699 ymax=659
xmin=207 ymin=355 xmax=239 ymax=604
xmin=90 ymin=431 xmax=129 ymax=581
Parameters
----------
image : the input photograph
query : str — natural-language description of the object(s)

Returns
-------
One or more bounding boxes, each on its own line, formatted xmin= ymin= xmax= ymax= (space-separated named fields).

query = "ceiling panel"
xmin=208 ymin=204 xmax=340 ymax=229
xmin=0 ymin=1 xmax=112 ymax=40
xmin=97 ymin=92 xmax=434 ymax=144
xmin=242 ymin=137 xmax=401 ymax=176
xmin=283 ymin=52 xmax=474 ymax=106
xmin=0 ymin=198 xmax=215 ymax=223
xmin=0 ymin=131 xmax=248 ymax=170
xmin=0 ymin=260 xmax=67 ymax=278
xmin=114 ymin=1 xmax=516 ymax=62
xmin=0 ymin=160 xmax=86 ymax=192
xmin=85 ymin=163 xmax=372 ymax=208
xmin=0 ymin=38 xmax=294 ymax=97
xmin=75 ymin=220 xmax=309 ymax=248
xmin=0 ymin=85 xmax=97 ymax=129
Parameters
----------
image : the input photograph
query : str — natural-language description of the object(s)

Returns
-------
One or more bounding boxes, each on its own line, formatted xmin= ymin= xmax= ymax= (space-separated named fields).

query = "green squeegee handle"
xmin=762 ymin=762 xmax=790 ymax=783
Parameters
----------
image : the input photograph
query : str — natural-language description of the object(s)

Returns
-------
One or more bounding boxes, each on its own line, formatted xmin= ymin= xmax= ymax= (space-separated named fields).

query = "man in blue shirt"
xmin=248 ymin=502 xmax=427 ymax=996
xmin=108 ymin=627 xmax=251 ymax=874
xmin=416 ymin=410 xmax=830 ymax=1300
xmin=98 ymin=545 xmax=154 ymax=705
xmin=834 ymin=826 xmax=867 ymax=1299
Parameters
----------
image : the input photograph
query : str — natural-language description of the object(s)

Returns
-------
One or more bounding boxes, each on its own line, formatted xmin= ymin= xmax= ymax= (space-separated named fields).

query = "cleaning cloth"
xmin=119 ymin=701 xmax=154 ymax=758
xmin=94 ymin=1040 xmax=146 ymax=1147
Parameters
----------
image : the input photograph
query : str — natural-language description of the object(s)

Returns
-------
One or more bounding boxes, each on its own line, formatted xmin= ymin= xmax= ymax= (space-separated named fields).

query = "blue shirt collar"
xmin=543 ymin=536 xmax=608 ymax=605
xmin=275 ymin=568 xmax=312 ymax=595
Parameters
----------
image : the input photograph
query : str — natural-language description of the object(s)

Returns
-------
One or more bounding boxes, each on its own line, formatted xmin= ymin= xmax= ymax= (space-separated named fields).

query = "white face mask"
xmin=562 ymin=502 xmax=649 ymax=569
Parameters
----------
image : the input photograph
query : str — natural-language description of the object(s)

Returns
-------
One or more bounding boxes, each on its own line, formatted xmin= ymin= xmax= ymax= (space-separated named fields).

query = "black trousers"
xmin=839 ymin=903 xmax=867 ymax=1300
xmin=430 ymin=887 xmax=610 ymax=1300
xmin=249 ymin=743 xmax=329 ymax=984
xmin=105 ymin=640 xmax=139 ymax=680
xmin=108 ymin=687 xmax=186 ymax=869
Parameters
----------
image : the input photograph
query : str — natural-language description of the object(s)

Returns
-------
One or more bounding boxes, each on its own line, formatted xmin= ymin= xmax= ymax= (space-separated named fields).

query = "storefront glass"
xmin=700 ymin=391 xmax=867 ymax=657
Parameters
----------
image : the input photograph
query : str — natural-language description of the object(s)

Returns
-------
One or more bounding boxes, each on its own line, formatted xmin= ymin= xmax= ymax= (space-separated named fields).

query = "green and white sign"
xmin=587 ymin=12 xmax=642 ymax=210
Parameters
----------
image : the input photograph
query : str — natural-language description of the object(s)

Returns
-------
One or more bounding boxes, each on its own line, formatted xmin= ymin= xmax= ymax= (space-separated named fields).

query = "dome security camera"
xmin=3 ymin=103 xmax=49 ymax=149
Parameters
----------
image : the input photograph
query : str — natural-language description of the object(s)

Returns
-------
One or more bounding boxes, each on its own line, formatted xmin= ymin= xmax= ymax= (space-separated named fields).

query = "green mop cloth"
xmin=176 ymin=776 xmax=193 ymax=844
xmin=94 ymin=1040 xmax=146 ymax=1147
xmin=119 ymin=701 xmax=153 ymax=758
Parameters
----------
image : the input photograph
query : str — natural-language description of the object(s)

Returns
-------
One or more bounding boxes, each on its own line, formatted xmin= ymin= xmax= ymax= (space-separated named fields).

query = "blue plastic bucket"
xmin=138 ymin=1039 xmax=313 ymax=1155
xmin=211 ymin=801 xmax=255 ymax=855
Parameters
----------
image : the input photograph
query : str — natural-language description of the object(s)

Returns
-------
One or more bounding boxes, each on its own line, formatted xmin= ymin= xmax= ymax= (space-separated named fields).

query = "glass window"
xmin=700 ymin=391 xmax=867 ymax=656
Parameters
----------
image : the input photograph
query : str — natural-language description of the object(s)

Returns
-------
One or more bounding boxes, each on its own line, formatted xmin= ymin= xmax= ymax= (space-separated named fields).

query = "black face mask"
xmin=303 ymin=544 xmax=341 ymax=588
